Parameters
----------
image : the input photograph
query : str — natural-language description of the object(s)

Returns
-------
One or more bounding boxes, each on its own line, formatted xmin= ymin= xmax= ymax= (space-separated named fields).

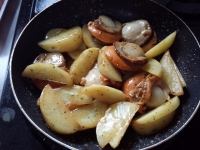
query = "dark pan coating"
xmin=10 ymin=0 xmax=200 ymax=149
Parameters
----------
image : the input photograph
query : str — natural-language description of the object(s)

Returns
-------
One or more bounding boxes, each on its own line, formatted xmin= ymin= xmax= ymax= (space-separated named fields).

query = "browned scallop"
xmin=88 ymin=15 xmax=122 ymax=44
xmin=114 ymin=41 xmax=148 ymax=66
xmin=122 ymin=20 xmax=154 ymax=47
xmin=104 ymin=45 xmax=139 ymax=72
xmin=122 ymin=71 xmax=146 ymax=97
xmin=142 ymin=31 xmax=157 ymax=52
xmin=123 ymin=74 xmax=170 ymax=113
xmin=93 ymin=15 xmax=122 ymax=33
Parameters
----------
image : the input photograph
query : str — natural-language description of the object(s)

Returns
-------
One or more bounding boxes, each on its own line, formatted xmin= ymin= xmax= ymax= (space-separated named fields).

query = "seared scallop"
xmin=122 ymin=19 xmax=156 ymax=51
xmin=88 ymin=15 xmax=122 ymax=44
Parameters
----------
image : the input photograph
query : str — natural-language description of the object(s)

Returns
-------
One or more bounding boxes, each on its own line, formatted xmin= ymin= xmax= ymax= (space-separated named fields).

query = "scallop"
xmin=122 ymin=20 xmax=153 ymax=46
xmin=114 ymin=41 xmax=148 ymax=66
xmin=146 ymin=85 xmax=167 ymax=108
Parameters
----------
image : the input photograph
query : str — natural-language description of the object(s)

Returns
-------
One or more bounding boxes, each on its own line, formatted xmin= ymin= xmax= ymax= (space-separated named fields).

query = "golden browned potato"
xmin=132 ymin=111 xmax=175 ymax=135
xmin=22 ymin=63 xmax=73 ymax=85
xmin=82 ymin=24 xmax=103 ymax=48
xmin=39 ymin=85 xmax=80 ymax=134
xmin=38 ymin=26 xmax=82 ymax=52
xmin=145 ymin=31 xmax=177 ymax=58
xmin=45 ymin=28 xmax=67 ymax=39
xmin=67 ymin=41 xmax=87 ymax=60
xmin=72 ymin=99 xmax=107 ymax=130
xmin=140 ymin=58 xmax=163 ymax=77
xmin=82 ymin=84 xmax=126 ymax=104
xmin=54 ymin=85 xmax=93 ymax=110
xmin=70 ymin=47 xmax=99 ymax=84
xmin=96 ymin=102 xmax=139 ymax=148
xmin=160 ymin=51 xmax=184 ymax=96
xmin=98 ymin=46 xmax=122 ymax=82
xmin=131 ymin=96 xmax=180 ymax=135
xmin=170 ymin=55 xmax=186 ymax=87
xmin=109 ymin=122 xmax=129 ymax=148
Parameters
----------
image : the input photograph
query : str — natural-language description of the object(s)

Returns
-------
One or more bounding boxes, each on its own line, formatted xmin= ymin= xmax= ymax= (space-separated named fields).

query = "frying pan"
xmin=9 ymin=0 xmax=200 ymax=149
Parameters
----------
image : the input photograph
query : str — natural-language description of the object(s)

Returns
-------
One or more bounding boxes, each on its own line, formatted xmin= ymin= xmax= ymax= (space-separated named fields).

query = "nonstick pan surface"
xmin=10 ymin=0 xmax=200 ymax=149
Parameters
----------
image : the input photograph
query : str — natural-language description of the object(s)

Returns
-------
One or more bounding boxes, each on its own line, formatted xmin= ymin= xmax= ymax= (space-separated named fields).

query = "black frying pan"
xmin=10 ymin=0 xmax=200 ymax=149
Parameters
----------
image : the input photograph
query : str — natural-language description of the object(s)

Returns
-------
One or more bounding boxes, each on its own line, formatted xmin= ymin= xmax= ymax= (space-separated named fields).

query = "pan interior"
xmin=10 ymin=0 xmax=200 ymax=149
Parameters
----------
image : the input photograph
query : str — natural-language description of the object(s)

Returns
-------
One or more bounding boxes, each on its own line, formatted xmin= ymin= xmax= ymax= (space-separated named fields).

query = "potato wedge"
xmin=68 ymin=41 xmax=87 ymax=60
xmin=98 ymin=46 xmax=122 ymax=82
xmin=40 ymin=85 xmax=80 ymax=134
xmin=54 ymin=85 xmax=93 ymax=110
xmin=38 ymin=26 xmax=82 ymax=52
xmin=22 ymin=63 xmax=73 ymax=85
xmin=133 ymin=96 xmax=180 ymax=124
xmin=82 ymin=84 xmax=126 ymax=104
xmin=96 ymin=102 xmax=139 ymax=148
xmin=145 ymin=31 xmax=177 ymax=58
xmin=160 ymin=51 xmax=184 ymax=96
xmin=70 ymin=47 xmax=99 ymax=84
xmin=82 ymin=24 xmax=103 ymax=48
xmin=171 ymin=55 xmax=186 ymax=87
xmin=45 ymin=28 xmax=67 ymax=39
xmin=109 ymin=122 xmax=128 ymax=149
xmin=140 ymin=58 xmax=163 ymax=77
xmin=132 ymin=111 xmax=175 ymax=135
xmin=72 ymin=99 xmax=107 ymax=130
